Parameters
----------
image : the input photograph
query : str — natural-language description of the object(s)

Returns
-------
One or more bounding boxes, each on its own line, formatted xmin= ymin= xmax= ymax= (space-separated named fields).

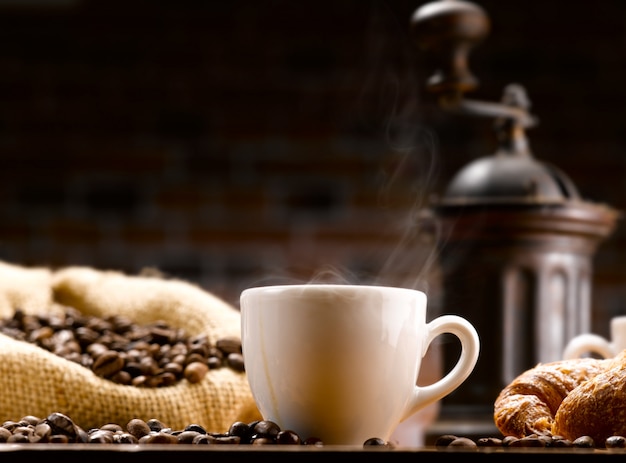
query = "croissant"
xmin=552 ymin=349 xmax=626 ymax=443
xmin=493 ymin=356 xmax=612 ymax=438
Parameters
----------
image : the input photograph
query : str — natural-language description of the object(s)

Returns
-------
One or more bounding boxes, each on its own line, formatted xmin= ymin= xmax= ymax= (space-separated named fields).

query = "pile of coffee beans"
xmin=434 ymin=433 xmax=626 ymax=450
xmin=0 ymin=306 xmax=245 ymax=387
xmin=0 ymin=412 xmax=392 ymax=447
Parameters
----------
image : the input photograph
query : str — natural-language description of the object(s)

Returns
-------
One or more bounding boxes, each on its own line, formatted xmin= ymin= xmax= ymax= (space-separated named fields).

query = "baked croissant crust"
xmin=493 ymin=356 xmax=612 ymax=438
xmin=552 ymin=350 xmax=626 ymax=443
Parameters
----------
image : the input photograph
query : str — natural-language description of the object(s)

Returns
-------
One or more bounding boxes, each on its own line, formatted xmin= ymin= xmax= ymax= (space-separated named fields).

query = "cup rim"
xmin=240 ymin=283 xmax=426 ymax=298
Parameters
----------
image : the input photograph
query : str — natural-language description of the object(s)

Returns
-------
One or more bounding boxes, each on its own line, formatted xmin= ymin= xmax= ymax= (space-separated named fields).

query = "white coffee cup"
xmin=240 ymin=284 xmax=480 ymax=446
xmin=563 ymin=315 xmax=626 ymax=359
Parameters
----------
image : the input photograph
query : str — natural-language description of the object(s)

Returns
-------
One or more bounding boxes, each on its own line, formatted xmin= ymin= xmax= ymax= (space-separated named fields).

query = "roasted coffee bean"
xmin=227 ymin=352 xmax=245 ymax=371
xmin=506 ymin=436 xmax=546 ymax=447
xmin=184 ymin=352 xmax=206 ymax=366
xmin=131 ymin=375 xmax=148 ymax=387
xmin=29 ymin=326 xmax=54 ymax=343
xmin=551 ymin=437 xmax=574 ymax=447
xmin=228 ymin=421 xmax=253 ymax=443
xmin=149 ymin=326 xmax=177 ymax=345
xmin=163 ymin=362 xmax=183 ymax=375
xmin=21 ymin=416 xmax=40 ymax=426
xmin=448 ymin=437 xmax=478 ymax=448
xmin=251 ymin=420 xmax=280 ymax=440
xmin=434 ymin=434 xmax=458 ymax=447
xmin=126 ymin=418 xmax=151 ymax=439
xmin=191 ymin=434 xmax=216 ymax=444
xmin=11 ymin=426 xmax=33 ymax=439
xmin=216 ymin=337 xmax=242 ymax=355
xmin=139 ymin=356 xmax=159 ymax=375
xmin=33 ymin=423 xmax=51 ymax=440
xmin=177 ymin=430 xmax=202 ymax=444
xmin=549 ymin=439 xmax=572 ymax=448
xmin=76 ymin=427 xmax=90 ymax=443
xmin=158 ymin=371 xmax=177 ymax=387
xmin=7 ymin=433 xmax=30 ymax=443
xmin=188 ymin=342 xmax=210 ymax=358
xmin=303 ymin=436 xmax=324 ymax=446
xmin=146 ymin=418 xmax=167 ymax=432
xmin=0 ymin=427 xmax=11 ymax=442
xmin=45 ymin=412 xmax=78 ymax=439
xmin=88 ymin=429 xmax=115 ymax=444
xmin=476 ymin=437 xmax=502 ymax=446
xmin=92 ymin=350 xmax=125 ymax=378
xmin=572 ymin=435 xmax=595 ymax=448
xmin=142 ymin=432 xmax=179 ymax=444
xmin=535 ymin=435 xmax=555 ymax=447
xmin=251 ymin=437 xmax=275 ymax=445
xmin=2 ymin=421 xmax=22 ymax=431
xmin=501 ymin=435 xmax=519 ymax=446
xmin=115 ymin=433 xmax=138 ymax=444
xmin=545 ymin=435 xmax=563 ymax=445
xmin=110 ymin=370 xmax=132 ymax=385
xmin=606 ymin=435 xmax=626 ymax=448
xmin=363 ymin=437 xmax=391 ymax=447
xmin=100 ymin=423 xmax=123 ymax=433
xmin=207 ymin=356 xmax=222 ymax=369
xmin=184 ymin=361 xmax=208 ymax=383
xmin=0 ymin=306 xmax=245 ymax=388
xmin=276 ymin=430 xmax=302 ymax=445
xmin=75 ymin=326 xmax=100 ymax=346
xmin=183 ymin=424 xmax=206 ymax=434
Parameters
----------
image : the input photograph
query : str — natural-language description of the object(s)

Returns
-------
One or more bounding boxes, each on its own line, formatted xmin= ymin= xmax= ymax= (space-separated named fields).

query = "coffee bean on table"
xmin=227 ymin=421 xmax=253 ymax=443
xmin=606 ymin=435 xmax=626 ymax=448
xmin=45 ymin=412 xmax=78 ymax=438
xmin=183 ymin=424 xmax=207 ymax=434
xmin=448 ymin=437 xmax=478 ymax=448
xmin=146 ymin=418 xmax=167 ymax=432
xmin=363 ymin=437 xmax=391 ymax=446
xmin=0 ymin=427 xmax=11 ymax=442
xmin=176 ymin=430 xmax=202 ymax=444
xmin=476 ymin=436 xmax=502 ymax=446
xmin=250 ymin=420 xmax=281 ymax=440
xmin=276 ymin=430 xmax=302 ymax=445
xmin=572 ymin=435 xmax=595 ymax=448
xmin=434 ymin=434 xmax=458 ymax=446
xmin=0 ymin=412 xmax=401 ymax=447
xmin=126 ymin=418 xmax=151 ymax=439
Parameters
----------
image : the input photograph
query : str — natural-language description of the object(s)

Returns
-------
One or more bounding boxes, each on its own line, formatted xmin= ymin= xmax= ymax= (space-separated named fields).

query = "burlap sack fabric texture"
xmin=0 ymin=261 xmax=261 ymax=432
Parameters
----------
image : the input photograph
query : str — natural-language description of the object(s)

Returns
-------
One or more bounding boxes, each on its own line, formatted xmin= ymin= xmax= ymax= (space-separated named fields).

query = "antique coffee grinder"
xmin=410 ymin=0 xmax=620 ymax=438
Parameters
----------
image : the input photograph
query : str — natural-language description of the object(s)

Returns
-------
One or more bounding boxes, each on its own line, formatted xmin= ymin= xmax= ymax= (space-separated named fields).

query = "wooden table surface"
xmin=0 ymin=443 xmax=624 ymax=462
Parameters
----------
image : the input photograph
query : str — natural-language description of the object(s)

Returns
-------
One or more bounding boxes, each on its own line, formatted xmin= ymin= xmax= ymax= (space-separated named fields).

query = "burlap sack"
xmin=0 ymin=261 xmax=261 ymax=432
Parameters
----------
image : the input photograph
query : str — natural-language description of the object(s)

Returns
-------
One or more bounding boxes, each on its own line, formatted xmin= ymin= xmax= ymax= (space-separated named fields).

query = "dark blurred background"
xmin=0 ymin=0 xmax=625 ymax=339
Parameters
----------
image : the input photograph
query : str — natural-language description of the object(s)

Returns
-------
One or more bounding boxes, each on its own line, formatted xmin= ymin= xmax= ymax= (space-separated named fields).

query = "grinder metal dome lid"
xmin=434 ymin=139 xmax=619 ymax=242
xmin=439 ymin=150 xmax=581 ymax=206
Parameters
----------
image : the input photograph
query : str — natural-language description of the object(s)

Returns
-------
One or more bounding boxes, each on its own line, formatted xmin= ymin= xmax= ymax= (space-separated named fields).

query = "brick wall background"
xmin=0 ymin=0 xmax=625 ymax=339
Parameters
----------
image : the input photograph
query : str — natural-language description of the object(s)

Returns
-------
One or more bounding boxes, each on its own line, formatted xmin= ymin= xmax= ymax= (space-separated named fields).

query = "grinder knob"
xmin=410 ymin=0 xmax=490 ymax=95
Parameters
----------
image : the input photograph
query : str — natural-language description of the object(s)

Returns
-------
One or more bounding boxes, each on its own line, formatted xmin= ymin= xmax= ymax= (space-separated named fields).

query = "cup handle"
xmin=562 ymin=334 xmax=613 ymax=360
xmin=402 ymin=314 xmax=480 ymax=422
